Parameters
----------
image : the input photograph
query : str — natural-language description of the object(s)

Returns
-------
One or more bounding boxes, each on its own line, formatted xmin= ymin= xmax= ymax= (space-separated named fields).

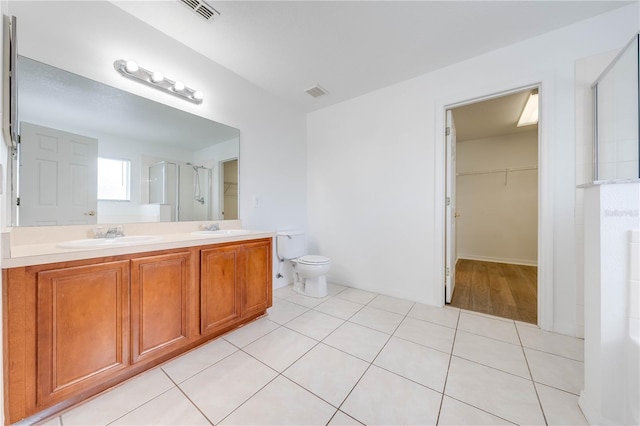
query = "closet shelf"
xmin=457 ymin=165 xmax=537 ymax=177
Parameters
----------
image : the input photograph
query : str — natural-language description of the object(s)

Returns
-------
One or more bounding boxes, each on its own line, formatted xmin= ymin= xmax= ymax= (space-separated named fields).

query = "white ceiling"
xmin=112 ymin=0 xmax=634 ymax=113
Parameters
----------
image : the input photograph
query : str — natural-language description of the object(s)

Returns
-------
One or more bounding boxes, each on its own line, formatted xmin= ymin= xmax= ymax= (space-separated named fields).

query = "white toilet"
xmin=276 ymin=231 xmax=331 ymax=298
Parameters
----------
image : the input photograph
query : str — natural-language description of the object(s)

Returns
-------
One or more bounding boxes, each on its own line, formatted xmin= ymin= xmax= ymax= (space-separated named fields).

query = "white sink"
xmin=191 ymin=229 xmax=252 ymax=237
xmin=57 ymin=235 xmax=164 ymax=249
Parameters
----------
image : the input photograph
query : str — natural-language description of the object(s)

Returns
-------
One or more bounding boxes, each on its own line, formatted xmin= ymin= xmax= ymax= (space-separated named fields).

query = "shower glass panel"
xmin=593 ymin=33 xmax=639 ymax=181
xmin=149 ymin=161 xmax=179 ymax=220
xmin=149 ymin=161 xmax=212 ymax=222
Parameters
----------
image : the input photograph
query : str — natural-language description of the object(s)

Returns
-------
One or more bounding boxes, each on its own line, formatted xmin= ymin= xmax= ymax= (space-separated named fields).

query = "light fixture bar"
xmin=114 ymin=59 xmax=203 ymax=104
xmin=517 ymin=90 xmax=538 ymax=127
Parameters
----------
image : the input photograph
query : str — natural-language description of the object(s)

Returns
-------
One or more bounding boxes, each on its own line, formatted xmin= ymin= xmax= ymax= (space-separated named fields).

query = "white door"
xmin=445 ymin=110 xmax=457 ymax=303
xmin=19 ymin=122 xmax=98 ymax=226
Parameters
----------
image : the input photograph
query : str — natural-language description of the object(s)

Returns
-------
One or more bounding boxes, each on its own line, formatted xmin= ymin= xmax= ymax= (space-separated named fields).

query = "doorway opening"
xmin=221 ymin=158 xmax=238 ymax=220
xmin=445 ymin=88 xmax=539 ymax=324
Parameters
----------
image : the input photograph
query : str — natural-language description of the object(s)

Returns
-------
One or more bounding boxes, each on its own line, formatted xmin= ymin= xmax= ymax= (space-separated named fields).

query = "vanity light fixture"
xmin=114 ymin=59 xmax=203 ymax=104
xmin=517 ymin=89 xmax=539 ymax=127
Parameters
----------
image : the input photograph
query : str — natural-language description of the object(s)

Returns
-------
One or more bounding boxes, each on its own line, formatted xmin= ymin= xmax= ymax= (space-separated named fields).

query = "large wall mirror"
xmin=13 ymin=55 xmax=240 ymax=226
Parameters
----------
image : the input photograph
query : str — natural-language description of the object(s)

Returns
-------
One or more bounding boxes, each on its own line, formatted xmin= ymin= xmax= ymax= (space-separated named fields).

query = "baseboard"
xmin=457 ymin=255 xmax=538 ymax=267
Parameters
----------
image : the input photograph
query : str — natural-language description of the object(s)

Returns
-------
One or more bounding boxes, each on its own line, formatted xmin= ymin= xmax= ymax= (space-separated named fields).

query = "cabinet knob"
xmin=85 ymin=211 xmax=96 ymax=216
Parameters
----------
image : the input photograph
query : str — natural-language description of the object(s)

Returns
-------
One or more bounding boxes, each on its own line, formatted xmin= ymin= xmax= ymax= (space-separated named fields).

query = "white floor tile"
xmin=267 ymin=299 xmax=310 ymax=325
xmin=223 ymin=317 xmax=279 ymax=348
xmin=285 ymin=309 xmax=345 ymax=340
xmin=367 ymin=294 xmax=414 ymax=315
xmin=327 ymin=282 xmax=348 ymax=296
xmin=273 ymin=285 xmax=298 ymax=299
xmin=525 ymin=348 xmax=584 ymax=394
xmin=220 ymin=376 xmax=335 ymax=425
xmin=515 ymin=319 xmax=539 ymax=328
xmin=349 ymin=306 xmax=404 ymax=334
xmin=461 ymin=309 xmax=514 ymax=323
xmin=394 ymin=316 xmax=456 ymax=354
xmin=536 ymin=383 xmax=589 ymax=425
xmin=37 ymin=415 xmax=62 ymax=426
xmin=517 ymin=323 xmax=584 ymax=361
xmin=335 ymin=288 xmax=377 ymax=304
xmin=408 ymin=303 xmax=460 ymax=328
xmin=314 ymin=297 xmax=364 ymax=320
xmin=161 ymin=338 xmax=237 ymax=383
xmin=458 ymin=312 xmax=520 ymax=345
xmin=323 ymin=321 xmax=389 ymax=362
xmin=48 ymin=286 xmax=587 ymax=426
xmin=453 ymin=330 xmax=530 ymax=379
xmin=288 ymin=293 xmax=331 ymax=308
xmin=445 ymin=356 xmax=545 ymax=425
xmin=341 ymin=365 xmax=441 ymax=425
xmin=179 ymin=351 xmax=277 ymax=424
xmin=328 ymin=410 xmax=364 ymax=425
xmin=438 ymin=396 xmax=514 ymax=425
xmin=243 ymin=326 xmax=317 ymax=372
xmin=284 ymin=343 xmax=369 ymax=407
xmin=61 ymin=368 xmax=174 ymax=426
xmin=373 ymin=336 xmax=450 ymax=392
xmin=110 ymin=387 xmax=209 ymax=425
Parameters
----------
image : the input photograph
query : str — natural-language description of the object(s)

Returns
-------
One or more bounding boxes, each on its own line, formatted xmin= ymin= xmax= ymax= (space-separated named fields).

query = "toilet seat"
xmin=297 ymin=255 xmax=330 ymax=265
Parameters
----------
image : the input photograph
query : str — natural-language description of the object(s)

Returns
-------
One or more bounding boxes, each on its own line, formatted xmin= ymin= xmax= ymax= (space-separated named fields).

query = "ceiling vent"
xmin=305 ymin=85 xmax=329 ymax=98
xmin=179 ymin=0 xmax=220 ymax=21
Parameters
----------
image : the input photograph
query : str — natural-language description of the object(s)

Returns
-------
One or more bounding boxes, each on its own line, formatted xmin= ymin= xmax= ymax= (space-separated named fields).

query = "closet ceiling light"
xmin=113 ymin=59 xmax=203 ymax=105
xmin=517 ymin=91 xmax=538 ymax=127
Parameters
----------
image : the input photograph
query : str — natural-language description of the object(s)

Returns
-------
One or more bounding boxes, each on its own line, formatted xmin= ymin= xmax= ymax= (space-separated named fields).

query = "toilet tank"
xmin=276 ymin=230 xmax=305 ymax=259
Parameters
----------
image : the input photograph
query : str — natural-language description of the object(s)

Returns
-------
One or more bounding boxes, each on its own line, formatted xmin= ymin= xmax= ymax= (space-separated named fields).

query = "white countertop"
xmin=1 ymin=221 xmax=275 ymax=268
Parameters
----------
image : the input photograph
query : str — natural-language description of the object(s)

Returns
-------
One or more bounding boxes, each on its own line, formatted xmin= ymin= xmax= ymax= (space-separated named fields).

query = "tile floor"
xmin=42 ymin=284 xmax=588 ymax=425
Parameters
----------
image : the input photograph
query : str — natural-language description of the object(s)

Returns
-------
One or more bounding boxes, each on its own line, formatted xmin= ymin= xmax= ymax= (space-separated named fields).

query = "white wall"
xmin=456 ymin=131 xmax=538 ymax=266
xmin=307 ymin=4 xmax=639 ymax=334
xmin=574 ymin=50 xmax=619 ymax=338
xmin=1 ymin=0 xmax=308 ymax=284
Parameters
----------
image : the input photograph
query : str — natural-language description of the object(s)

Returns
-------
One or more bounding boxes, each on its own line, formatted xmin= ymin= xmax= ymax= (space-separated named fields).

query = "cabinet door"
xmin=131 ymin=252 xmax=191 ymax=364
xmin=201 ymin=245 xmax=241 ymax=335
xmin=240 ymin=239 xmax=272 ymax=318
xmin=36 ymin=261 xmax=130 ymax=408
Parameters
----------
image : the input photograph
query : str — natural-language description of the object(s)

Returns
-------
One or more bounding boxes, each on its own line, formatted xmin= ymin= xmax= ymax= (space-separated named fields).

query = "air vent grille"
xmin=179 ymin=0 xmax=220 ymax=21
xmin=305 ymin=85 xmax=328 ymax=98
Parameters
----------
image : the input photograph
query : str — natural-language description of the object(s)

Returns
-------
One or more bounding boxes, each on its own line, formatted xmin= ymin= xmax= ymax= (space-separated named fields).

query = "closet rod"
xmin=457 ymin=165 xmax=537 ymax=177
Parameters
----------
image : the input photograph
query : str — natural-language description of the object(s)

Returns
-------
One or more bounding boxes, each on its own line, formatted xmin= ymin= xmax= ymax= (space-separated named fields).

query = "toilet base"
xmin=293 ymin=275 xmax=328 ymax=298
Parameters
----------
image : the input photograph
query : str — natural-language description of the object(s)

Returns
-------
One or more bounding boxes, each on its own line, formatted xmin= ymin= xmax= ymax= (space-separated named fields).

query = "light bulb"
xmin=150 ymin=71 xmax=164 ymax=83
xmin=173 ymin=81 xmax=185 ymax=92
xmin=192 ymin=90 xmax=204 ymax=101
xmin=124 ymin=60 xmax=139 ymax=73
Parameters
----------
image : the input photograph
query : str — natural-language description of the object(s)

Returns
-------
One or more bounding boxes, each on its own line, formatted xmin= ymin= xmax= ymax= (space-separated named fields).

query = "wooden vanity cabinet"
xmin=200 ymin=239 xmax=272 ymax=335
xmin=3 ymin=238 xmax=272 ymax=425
xmin=130 ymin=251 xmax=195 ymax=365
xmin=36 ymin=261 xmax=131 ymax=409
xmin=239 ymin=239 xmax=272 ymax=318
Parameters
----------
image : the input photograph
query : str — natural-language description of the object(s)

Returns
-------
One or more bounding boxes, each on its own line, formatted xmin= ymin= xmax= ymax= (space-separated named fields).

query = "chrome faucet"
xmin=202 ymin=223 xmax=220 ymax=231
xmin=101 ymin=226 xmax=125 ymax=238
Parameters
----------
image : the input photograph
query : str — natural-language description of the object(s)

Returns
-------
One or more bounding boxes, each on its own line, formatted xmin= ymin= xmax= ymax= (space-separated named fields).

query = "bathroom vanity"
xmin=1 ymin=224 xmax=273 ymax=424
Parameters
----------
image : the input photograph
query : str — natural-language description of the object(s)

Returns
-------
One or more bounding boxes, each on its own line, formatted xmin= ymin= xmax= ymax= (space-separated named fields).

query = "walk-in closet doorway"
xmin=445 ymin=88 xmax=539 ymax=323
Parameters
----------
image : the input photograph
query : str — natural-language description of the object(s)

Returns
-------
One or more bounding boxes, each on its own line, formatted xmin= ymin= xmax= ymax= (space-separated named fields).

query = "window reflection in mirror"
xmin=15 ymin=55 xmax=240 ymax=226
xmin=98 ymin=158 xmax=131 ymax=201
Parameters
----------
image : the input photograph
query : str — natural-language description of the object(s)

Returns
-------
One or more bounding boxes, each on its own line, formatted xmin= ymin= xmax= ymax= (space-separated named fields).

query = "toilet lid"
xmin=298 ymin=255 xmax=330 ymax=264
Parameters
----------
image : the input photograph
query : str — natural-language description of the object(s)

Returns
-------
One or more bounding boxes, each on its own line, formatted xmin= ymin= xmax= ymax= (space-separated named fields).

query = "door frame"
xmin=435 ymin=76 xmax=554 ymax=331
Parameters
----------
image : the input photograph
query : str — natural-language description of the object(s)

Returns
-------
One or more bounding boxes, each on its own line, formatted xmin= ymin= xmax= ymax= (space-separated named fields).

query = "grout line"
xmin=435 ymin=308 xmax=461 ymax=425
xmin=161 ymin=369 xmax=215 ymax=426
xmin=515 ymin=321 xmax=549 ymax=426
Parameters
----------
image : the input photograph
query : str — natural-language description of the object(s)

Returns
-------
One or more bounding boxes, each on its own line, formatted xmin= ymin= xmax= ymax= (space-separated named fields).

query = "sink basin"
xmin=57 ymin=235 xmax=164 ymax=249
xmin=191 ymin=229 xmax=252 ymax=237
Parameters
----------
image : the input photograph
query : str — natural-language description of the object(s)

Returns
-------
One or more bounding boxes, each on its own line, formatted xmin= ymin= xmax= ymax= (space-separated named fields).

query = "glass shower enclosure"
xmin=149 ymin=161 xmax=212 ymax=221
xmin=593 ymin=32 xmax=640 ymax=181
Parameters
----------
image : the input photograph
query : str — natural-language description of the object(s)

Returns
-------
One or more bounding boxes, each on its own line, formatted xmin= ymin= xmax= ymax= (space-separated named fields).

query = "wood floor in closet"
xmin=450 ymin=259 xmax=537 ymax=324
